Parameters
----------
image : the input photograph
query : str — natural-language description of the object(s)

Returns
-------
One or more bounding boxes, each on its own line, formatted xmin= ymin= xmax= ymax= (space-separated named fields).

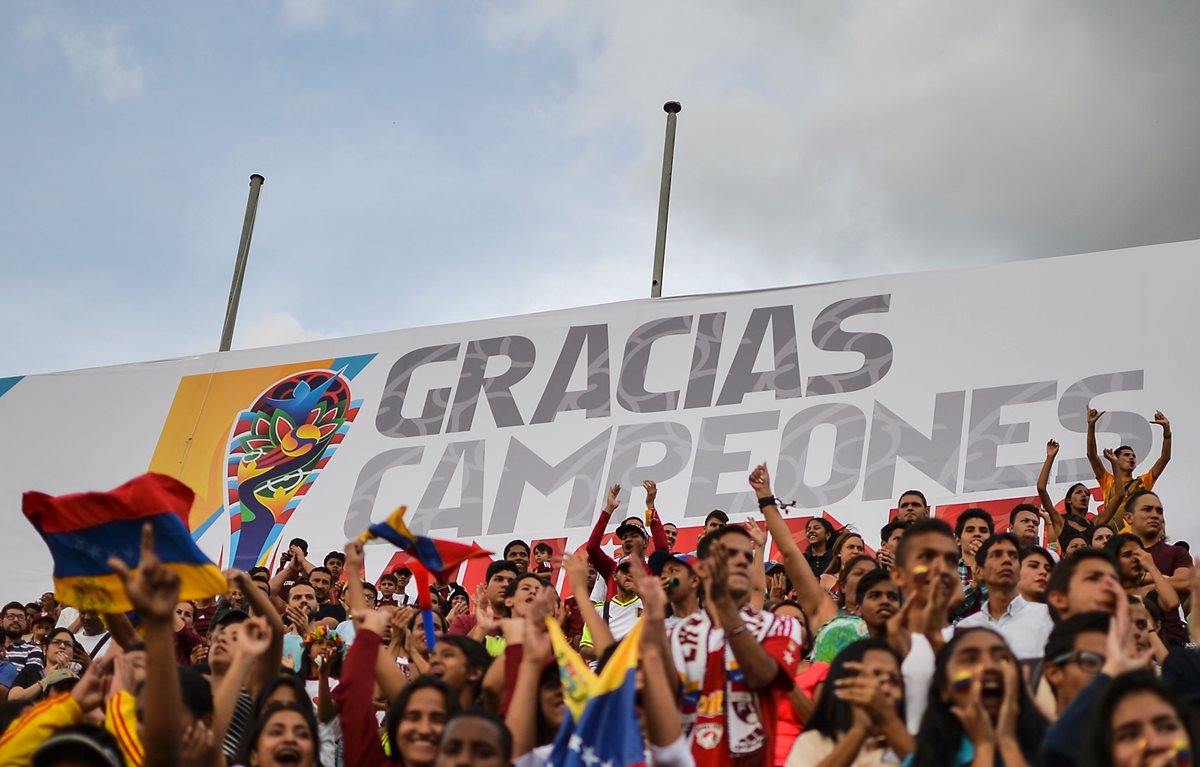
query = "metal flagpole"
xmin=650 ymin=101 xmax=681 ymax=298
xmin=219 ymin=174 xmax=266 ymax=352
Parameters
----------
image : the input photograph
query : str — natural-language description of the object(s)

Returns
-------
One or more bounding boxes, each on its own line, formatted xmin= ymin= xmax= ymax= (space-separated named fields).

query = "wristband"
xmin=1164 ymin=434 xmax=1172 ymax=439
xmin=757 ymin=496 xmax=777 ymax=509
xmin=728 ymin=624 xmax=748 ymax=638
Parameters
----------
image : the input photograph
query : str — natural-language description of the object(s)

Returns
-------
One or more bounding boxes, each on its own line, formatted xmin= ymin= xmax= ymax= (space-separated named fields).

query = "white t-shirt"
xmin=902 ymin=633 xmax=936 ymax=732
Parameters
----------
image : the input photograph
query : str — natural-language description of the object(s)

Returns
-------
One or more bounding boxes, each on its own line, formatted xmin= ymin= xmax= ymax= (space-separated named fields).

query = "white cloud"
xmin=279 ymin=0 xmax=413 ymax=32
xmin=480 ymin=1 xmax=1200 ymax=291
xmin=234 ymin=312 xmax=337 ymax=350
xmin=54 ymin=24 xmax=144 ymax=103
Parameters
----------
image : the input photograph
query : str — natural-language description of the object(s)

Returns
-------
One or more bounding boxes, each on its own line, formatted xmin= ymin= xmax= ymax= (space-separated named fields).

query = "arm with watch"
xmin=700 ymin=536 xmax=784 ymax=690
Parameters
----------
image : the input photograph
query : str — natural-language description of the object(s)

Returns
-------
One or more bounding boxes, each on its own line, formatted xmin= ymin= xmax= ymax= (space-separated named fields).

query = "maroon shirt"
xmin=1147 ymin=541 xmax=1191 ymax=644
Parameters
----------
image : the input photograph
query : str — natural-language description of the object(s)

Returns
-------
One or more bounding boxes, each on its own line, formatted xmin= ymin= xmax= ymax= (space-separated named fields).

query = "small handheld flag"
xmin=360 ymin=505 xmax=492 ymax=651
xmin=23 ymin=473 xmax=227 ymax=614
xmin=547 ymin=615 xmax=646 ymax=767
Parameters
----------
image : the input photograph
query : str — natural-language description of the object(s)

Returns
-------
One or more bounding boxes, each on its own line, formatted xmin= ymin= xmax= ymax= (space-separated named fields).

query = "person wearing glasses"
xmin=1041 ymin=612 xmax=1110 ymax=718
xmin=1 ymin=600 xmax=43 ymax=674
xmin=7 ymin=627 xmax=80 ymax=701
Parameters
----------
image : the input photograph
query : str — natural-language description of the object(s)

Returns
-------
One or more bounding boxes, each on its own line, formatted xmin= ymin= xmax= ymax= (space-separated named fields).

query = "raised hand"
xmin=236 ymin=616 xmax=272 ymax=658
xmin=1152 ymin=410 xmax=1171 ymax=432
xmin=71 ymin=655 xmax=114 ymax=713
xmin=1102 ymin=582 xmax=1153 ymax=676
xmin=359 ymin=604 xmax=392 ymax=637
xmin=285 ymin=605 xmax=311 ymax=635
xmin=474 ymin=591 xmax=500 ymax=632
xmin=189 ymin=643 xmax=209 ymax=666
xmin=742 ymin=520 xmax=767 ymax=552
xmin=1087 ymin=407 xmax=1106 ymax=426
xmin=702 ymin=540 xmax=732 ymax=608
xmin=749 ymin=463 xmax=773 ymax=498
xmin=1103 ymin=448 xmax=1120 ymax=468
xmin=562 ymin=551 xmax=590 ymax=593
xmin=1046 ymin=439 xmax=1060 ymax=458
xmin=344 ymin=540 xmax=365 ymax=572
xmin=629 ymin=556 xmax=668 ymax=621
xmin=995 ymin=658 xmax=1021 ymax=740
xmin=605 ymin=483 xmax=622 ymax=513
xmin=179 ymin=721 xmax=219 ymax=767
xmin=108 ymin=523 xmax=180 ymax=623
xmin=950 ymin=670 xmax=995 ymax=746
xmin=642 ymin=480 xmax=658 ymax=508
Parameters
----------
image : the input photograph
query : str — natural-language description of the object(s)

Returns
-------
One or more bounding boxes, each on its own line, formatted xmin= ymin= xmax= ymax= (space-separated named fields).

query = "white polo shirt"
xmin=952 ymin=594 xmax=1054 ymax=660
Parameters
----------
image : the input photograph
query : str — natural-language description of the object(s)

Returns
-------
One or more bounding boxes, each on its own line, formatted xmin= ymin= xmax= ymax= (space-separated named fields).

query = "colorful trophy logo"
xmin=225 ymin=367 xmax=360 ymax=570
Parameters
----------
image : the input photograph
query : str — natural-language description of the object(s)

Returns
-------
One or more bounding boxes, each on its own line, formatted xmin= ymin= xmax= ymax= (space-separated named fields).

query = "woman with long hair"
xmin=1105 ymin=534 xmax=1181 ymax=615
xmin=233 ymin=702 xmax=322 ymax=767
xmin=252 ymin=676 xmax=339 ymax=767
xmin=786 ymin=639 xmax=912 ymax=767
xmin=908 ymin=628 xmax=1047 ymax=767
xmin=820 ymin=532 xmax=868 ymax=594
xmin=1081 ymin=671 xmax=1198 ymax=767
xmin=8 ymin=627 xmax=79 ymax=701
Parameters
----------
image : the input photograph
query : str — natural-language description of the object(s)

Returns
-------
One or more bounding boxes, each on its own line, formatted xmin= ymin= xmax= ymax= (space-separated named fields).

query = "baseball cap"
xmin=765 ymin=560 xmax=787 ymax=575
xmin=33 ymin=725 xmax=123 ymax=767
xmin=648 ymin=550 xmax=696 ymax=575
xmin=32 ymin=612 xmax=55 ymax=626
xmin=209 ymin=606 xmax=250 ymax=631
xmin=614 ymin=522 xmax=649 ymax=541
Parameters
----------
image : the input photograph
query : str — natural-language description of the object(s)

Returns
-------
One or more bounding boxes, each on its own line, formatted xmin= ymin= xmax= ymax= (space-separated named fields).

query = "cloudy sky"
xmin=3 ymin=1 xmax=1198 ymax=378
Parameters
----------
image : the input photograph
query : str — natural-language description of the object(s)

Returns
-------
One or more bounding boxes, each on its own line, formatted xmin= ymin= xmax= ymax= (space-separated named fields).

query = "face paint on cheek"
xmin=950 ymin=670 xmax=974 ymax=693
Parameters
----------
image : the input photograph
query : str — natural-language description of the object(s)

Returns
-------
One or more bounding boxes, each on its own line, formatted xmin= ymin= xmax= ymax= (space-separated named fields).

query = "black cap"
xmin=33 ymin=726 xmax=124 ymax=767
xmin=209 ymin=606 xmax=250 ymax=631
xmin=615 ymin=523 xmax=648 ymax=541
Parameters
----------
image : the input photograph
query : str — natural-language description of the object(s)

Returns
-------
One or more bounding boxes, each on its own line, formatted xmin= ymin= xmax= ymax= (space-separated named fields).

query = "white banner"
xmin=2 ymin=240 xmax=1197 ymax=598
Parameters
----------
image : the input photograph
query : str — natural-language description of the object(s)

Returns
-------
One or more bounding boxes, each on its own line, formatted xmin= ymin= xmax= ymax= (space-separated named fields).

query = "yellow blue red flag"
xmin=547 ymin=615 xmax=646 ymax=767
xmin=23 ymin=473 xmax=228 ymax=613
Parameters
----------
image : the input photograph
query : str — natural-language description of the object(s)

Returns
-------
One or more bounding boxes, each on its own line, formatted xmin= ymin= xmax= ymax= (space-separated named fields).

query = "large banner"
xmin=2 ymin=240 xmax=1197 ymax=597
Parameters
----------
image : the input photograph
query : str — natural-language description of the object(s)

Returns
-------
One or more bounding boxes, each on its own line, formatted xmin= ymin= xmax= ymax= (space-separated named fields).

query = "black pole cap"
xmin=664 ymin=101 xmax=682 ymax=114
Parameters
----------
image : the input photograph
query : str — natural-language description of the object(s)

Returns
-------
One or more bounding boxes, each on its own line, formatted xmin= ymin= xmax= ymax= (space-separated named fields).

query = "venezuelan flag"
xmin=359 ymin=505 xmax=491 ymax=580
xmin=23 ymin=473 xmax=228 ymax=614
xmin=547 ymin=616 xmax=647 ymax=767
xmin=360 ymin=506 xmax=492 ymax=651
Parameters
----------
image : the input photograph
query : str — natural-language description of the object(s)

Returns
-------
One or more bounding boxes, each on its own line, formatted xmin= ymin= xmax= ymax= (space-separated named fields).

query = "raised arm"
xmin=1096 ymin=449 xmax=1130 ymax=526
xmin=564 ymin=551 xmax=613 ymax=657
xmin=101 ymin=612 xmax=141 ymax=651
xmin=109 ymin=524 xmax=182 ymax=767
xmin=584 ymin=484 xmax=620 ymax=585
xmin=750 ymin=464 xmax=838 ymax=628
xmin=1086 ymin=407 xmax=1107 ymax=482
xmin=505 ymin=592 xmax=555 ymax=759
xmin=1037 ymin=440 xmax=1065 ymax=539
xmin=228 ymin=568 xmax=284 ymax=695
xmin=643 ymin=480 xmax=671 ymax=552
xmin=744 ymin=521 xmax=768 ymax=611
xmin=1149 ymin=410 xmax=1172 ymax=480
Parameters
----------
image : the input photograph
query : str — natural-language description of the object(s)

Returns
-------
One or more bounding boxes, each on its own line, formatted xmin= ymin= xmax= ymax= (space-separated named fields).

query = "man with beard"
xmin=954 ymin=534 xmax=1053 ymax=660
xmin=1 ymin=602 xmax=42 ymax=673
xmin=802 ymin=517 xmax=836 ymax=576
xmin=895 ymin=490 xmax=930 ymax=522
xmin=307 ymin=566 xmax=347 ymax=626
xmin=1126 ymin=490 xmax=1191 ymax=644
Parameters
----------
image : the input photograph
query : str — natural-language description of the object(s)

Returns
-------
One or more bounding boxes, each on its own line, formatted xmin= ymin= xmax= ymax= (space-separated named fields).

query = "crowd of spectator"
xmin=0 ymin=407 xmax=1196 ymax=767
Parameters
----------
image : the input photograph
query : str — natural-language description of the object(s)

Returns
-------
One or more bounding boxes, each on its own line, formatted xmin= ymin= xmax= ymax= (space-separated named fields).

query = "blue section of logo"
xmin=0 ymin=377 xmax=23 ymax=399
